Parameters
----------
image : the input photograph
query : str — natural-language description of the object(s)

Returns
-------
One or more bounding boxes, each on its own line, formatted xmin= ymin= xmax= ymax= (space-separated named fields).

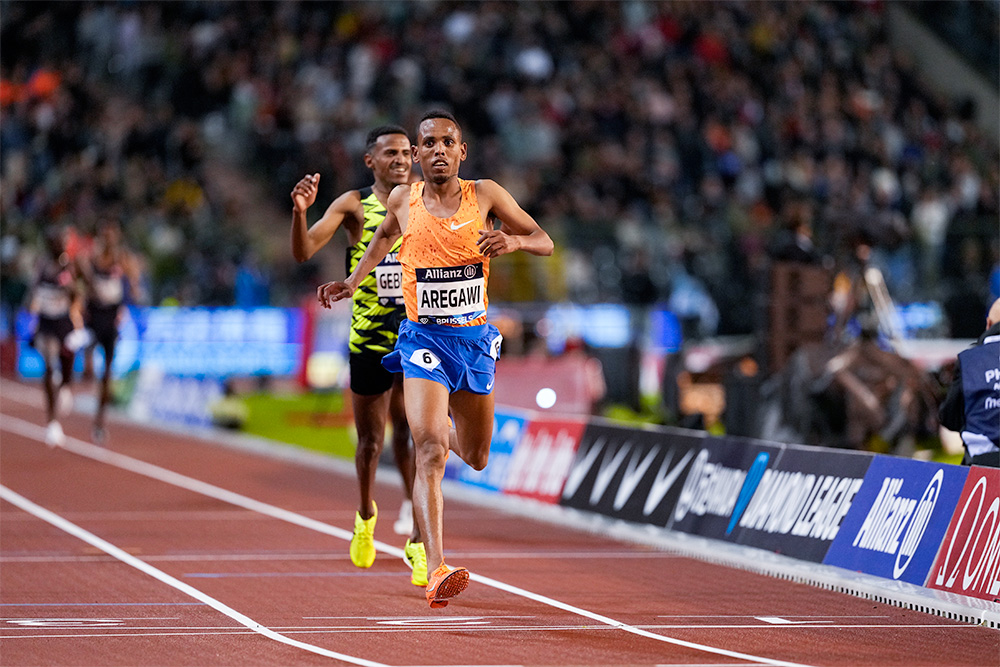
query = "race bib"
xmin=375 ymin=252 xmax=403 ymax=305
xmin=93 ymin=274 xmax=124 ymax=305
xmin=36 ymin=284 xmax=70 ymax=318
xmin=415 ymin=263 xmax=485 ymax=326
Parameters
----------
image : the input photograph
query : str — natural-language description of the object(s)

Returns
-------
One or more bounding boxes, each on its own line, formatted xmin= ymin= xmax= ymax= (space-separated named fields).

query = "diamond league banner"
xmin=824 ymin=456 xmax=969 ymax=586
xmin=725 ymin=444 xmax=873 ymax=562
xmin=559 ymin=422 xmax=707 ymax=527
xmin=665 ymin=436 xmax=786 ymax=545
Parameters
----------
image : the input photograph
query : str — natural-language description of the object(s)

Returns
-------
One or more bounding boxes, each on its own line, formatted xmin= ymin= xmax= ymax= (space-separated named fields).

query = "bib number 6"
xmin=409 ymin=348 xmax=441 ymax=371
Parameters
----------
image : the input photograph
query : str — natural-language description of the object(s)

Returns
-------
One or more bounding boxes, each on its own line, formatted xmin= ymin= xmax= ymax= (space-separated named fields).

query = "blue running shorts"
xmin=381 ymin=319 xmax=502 ymax=394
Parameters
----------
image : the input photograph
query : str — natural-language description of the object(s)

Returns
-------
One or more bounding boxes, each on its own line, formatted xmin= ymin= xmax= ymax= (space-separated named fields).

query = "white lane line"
xmin=2 ymin=413 xmax=816 ymax=667
xmin=0 ymin=485 xmax=389 ymax=667
xmin=470 ymin=572 xmax=817 ymax=667
xmin=3 ymin=554 xmax=352 ymax=563
xmin=2 ymin=622 xmax=972 ymax=638
xmin=657 ymin=615 xmax=891 ymax=618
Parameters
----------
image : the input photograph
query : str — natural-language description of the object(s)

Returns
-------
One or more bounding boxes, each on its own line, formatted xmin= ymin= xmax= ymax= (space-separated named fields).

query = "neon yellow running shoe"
xmin=404 ymin=539 xmax=428 ymax=586
xmin=349 ymin=502 xmax=377 ymax=568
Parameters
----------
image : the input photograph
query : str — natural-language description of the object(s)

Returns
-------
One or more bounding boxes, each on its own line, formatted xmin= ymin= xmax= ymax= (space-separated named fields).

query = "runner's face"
xmin=99 ymin=222 xmax=121 ymax=246
xmin=367 ymin=133 xmax=412 ymax=187
xmin=414 ymin=119 xmax=465 ymax=184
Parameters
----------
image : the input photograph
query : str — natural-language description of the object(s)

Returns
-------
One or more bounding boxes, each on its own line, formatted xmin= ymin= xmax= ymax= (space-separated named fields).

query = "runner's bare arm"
xmin=475 ymin=180 xmax=553 ymax=258
xmin=317 ymin=185 xmax=406 ymax=308
xmin=290 ymin=174 xmax=360 ymax=262
xmin=124 ymin=250 xmax=147 ymax=305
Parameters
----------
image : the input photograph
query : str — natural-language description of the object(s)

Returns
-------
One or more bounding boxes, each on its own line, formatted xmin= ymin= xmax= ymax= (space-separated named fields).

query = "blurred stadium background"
xmin=1 ymin=1 xmax=997 ymax=460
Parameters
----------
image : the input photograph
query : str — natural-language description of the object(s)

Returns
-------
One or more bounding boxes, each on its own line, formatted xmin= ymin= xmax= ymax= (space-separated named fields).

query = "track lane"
xmin=1 ymin=381 xmax=997 ymax=666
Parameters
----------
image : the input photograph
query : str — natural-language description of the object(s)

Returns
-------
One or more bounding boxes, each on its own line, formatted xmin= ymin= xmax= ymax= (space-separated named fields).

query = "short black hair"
xmin=418 ymin=109 xmax=461 ymax=136
xmin=365 ymin=124 xmax=410 ymax=152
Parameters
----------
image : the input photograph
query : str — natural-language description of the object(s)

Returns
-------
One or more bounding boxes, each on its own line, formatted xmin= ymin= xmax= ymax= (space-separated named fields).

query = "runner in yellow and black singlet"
xmin=290 ymin=125 xmax=425 ymax=586
xmin=346 ymin=187 xmax=405 ymax=362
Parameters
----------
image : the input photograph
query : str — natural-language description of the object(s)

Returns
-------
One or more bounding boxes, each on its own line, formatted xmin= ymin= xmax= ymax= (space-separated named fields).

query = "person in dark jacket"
xmin=940 ymin=298 xmax=1000 ymax=467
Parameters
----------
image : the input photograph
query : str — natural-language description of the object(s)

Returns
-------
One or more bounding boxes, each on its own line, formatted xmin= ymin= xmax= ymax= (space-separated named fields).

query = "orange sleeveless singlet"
xmin=400 ymin=179 xmax=490 ymax=327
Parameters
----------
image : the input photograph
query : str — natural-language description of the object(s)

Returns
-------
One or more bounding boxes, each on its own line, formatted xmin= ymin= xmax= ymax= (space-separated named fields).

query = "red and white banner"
xmin=503 ymin=417 xmax=587 ymax=504
xmin=927 ymin=466 xmax=1000 ymax=601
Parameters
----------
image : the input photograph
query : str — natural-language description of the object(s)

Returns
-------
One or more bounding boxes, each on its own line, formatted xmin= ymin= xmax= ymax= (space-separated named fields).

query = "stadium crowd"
xmin=2 ymin=1 xmax=997 ymax=338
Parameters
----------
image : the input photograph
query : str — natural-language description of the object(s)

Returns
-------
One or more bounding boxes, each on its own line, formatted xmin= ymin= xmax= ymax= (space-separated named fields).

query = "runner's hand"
xmin=478 ymin=229 xmax=520 ymax=258
xmin=291 ymin=173 xmax=320 ymax=212
xmin=317 ymin=280 xmax=353 ymax=308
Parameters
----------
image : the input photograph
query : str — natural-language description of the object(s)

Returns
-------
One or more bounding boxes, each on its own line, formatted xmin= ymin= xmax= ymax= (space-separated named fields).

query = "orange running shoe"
xmin=425 ymin=564 xmax=469 ymax=608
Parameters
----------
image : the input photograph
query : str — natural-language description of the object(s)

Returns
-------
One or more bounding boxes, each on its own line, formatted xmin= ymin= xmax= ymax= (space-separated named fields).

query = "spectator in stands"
xmin=1 ymin=1 xmax=995 ymax=342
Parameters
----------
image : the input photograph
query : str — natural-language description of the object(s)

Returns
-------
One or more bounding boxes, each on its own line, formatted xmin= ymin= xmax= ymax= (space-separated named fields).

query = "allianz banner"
xmin=559 ymin=422 xmax=707 ymax=527
xmin=824 ymin=456 xmax=969 ymax=586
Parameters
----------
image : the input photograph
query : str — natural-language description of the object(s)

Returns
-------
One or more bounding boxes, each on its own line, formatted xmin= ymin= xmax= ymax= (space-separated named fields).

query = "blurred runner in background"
xmin=79 ymin=217 xmax=145 ymax=444
xmin=30 ymin=227 xmax=86 ymax=447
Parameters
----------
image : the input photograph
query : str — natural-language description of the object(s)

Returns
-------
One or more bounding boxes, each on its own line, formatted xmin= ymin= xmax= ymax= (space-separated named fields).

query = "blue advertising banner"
xmin=14 ymin=307 xmax=304 ymax=379
xmin=824 ymin=455 xmax=969 ymax=586
xmin=134 ymin=307 xmax=303 ymax=377
xmin=127 ymin=370 xmax=224 ymax=429
xmin=730 ymin=445 xmax=873 ymax=563
xmin=444 ymin=408 xmax=526 ymax=492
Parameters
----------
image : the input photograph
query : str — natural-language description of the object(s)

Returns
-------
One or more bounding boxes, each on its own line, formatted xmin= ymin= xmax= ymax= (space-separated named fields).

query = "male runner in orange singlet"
xmin=318 ymin=110 xmax=552 ymax=607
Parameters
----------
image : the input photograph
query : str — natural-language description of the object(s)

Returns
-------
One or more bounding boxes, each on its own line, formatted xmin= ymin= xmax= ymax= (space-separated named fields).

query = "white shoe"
xmin=45 ymin=421 xmax=65 ymax=448
xmin=393 ymin=499 xmax=414 ymax=536
xmin=57 ymin=386 xmax=74 ymax=417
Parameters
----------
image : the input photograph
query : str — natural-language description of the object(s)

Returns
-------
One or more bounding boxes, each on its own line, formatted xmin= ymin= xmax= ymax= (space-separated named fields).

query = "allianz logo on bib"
xmin=850 ymin=471 xmax=941 ymax=579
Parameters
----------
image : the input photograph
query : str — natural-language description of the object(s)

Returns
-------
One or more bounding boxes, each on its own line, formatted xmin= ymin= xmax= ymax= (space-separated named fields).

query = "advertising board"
xmin=824 ymin=456 xmax=969 ymax=585
xmin=721 ymin=445 xmax=871 ymax=562
xmin=927 ymin=466 xmax=1000 ymax=602
xmin=560 ymin=422 xmax=708 ymax=527
xmin=503 ymin=416 xmax=587 ymax=504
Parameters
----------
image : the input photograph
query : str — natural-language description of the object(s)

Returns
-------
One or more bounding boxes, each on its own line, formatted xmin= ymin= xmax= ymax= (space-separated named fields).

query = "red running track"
xmin=1 ymin=379 xmax=997 ymax=667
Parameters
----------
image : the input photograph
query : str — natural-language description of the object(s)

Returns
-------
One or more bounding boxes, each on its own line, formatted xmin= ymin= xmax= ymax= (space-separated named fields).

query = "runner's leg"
xmin=352 ymin=390 xmax=390 ymax=520
xmin=387 ymin=376 xmax=420 ymax=540
xmin=95 ymin=338 xmax=115 ymax=432
xmin=40 ymin=338 xmax=59 ymax=423
xmin=447 ymin=389 xmax=495 ymax=471
xmin=404 ymin=377 xmax=452 ymax=571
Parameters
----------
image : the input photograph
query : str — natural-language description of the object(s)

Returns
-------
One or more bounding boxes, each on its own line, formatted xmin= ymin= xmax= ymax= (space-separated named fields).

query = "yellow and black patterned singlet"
xmin=346 ymin=187 xmax=405 ymax=355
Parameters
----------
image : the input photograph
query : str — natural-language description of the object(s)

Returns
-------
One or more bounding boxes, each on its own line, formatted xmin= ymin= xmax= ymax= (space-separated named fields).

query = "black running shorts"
xmin=349 ymin=350 xmax=396 ymax=396
xmin=86 ymin=304 xmax=119 ymax=351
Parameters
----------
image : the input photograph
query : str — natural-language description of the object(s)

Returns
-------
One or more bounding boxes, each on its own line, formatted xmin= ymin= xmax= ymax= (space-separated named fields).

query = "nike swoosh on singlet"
xmin=449 ymin=219 xmax=477 ymax=231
